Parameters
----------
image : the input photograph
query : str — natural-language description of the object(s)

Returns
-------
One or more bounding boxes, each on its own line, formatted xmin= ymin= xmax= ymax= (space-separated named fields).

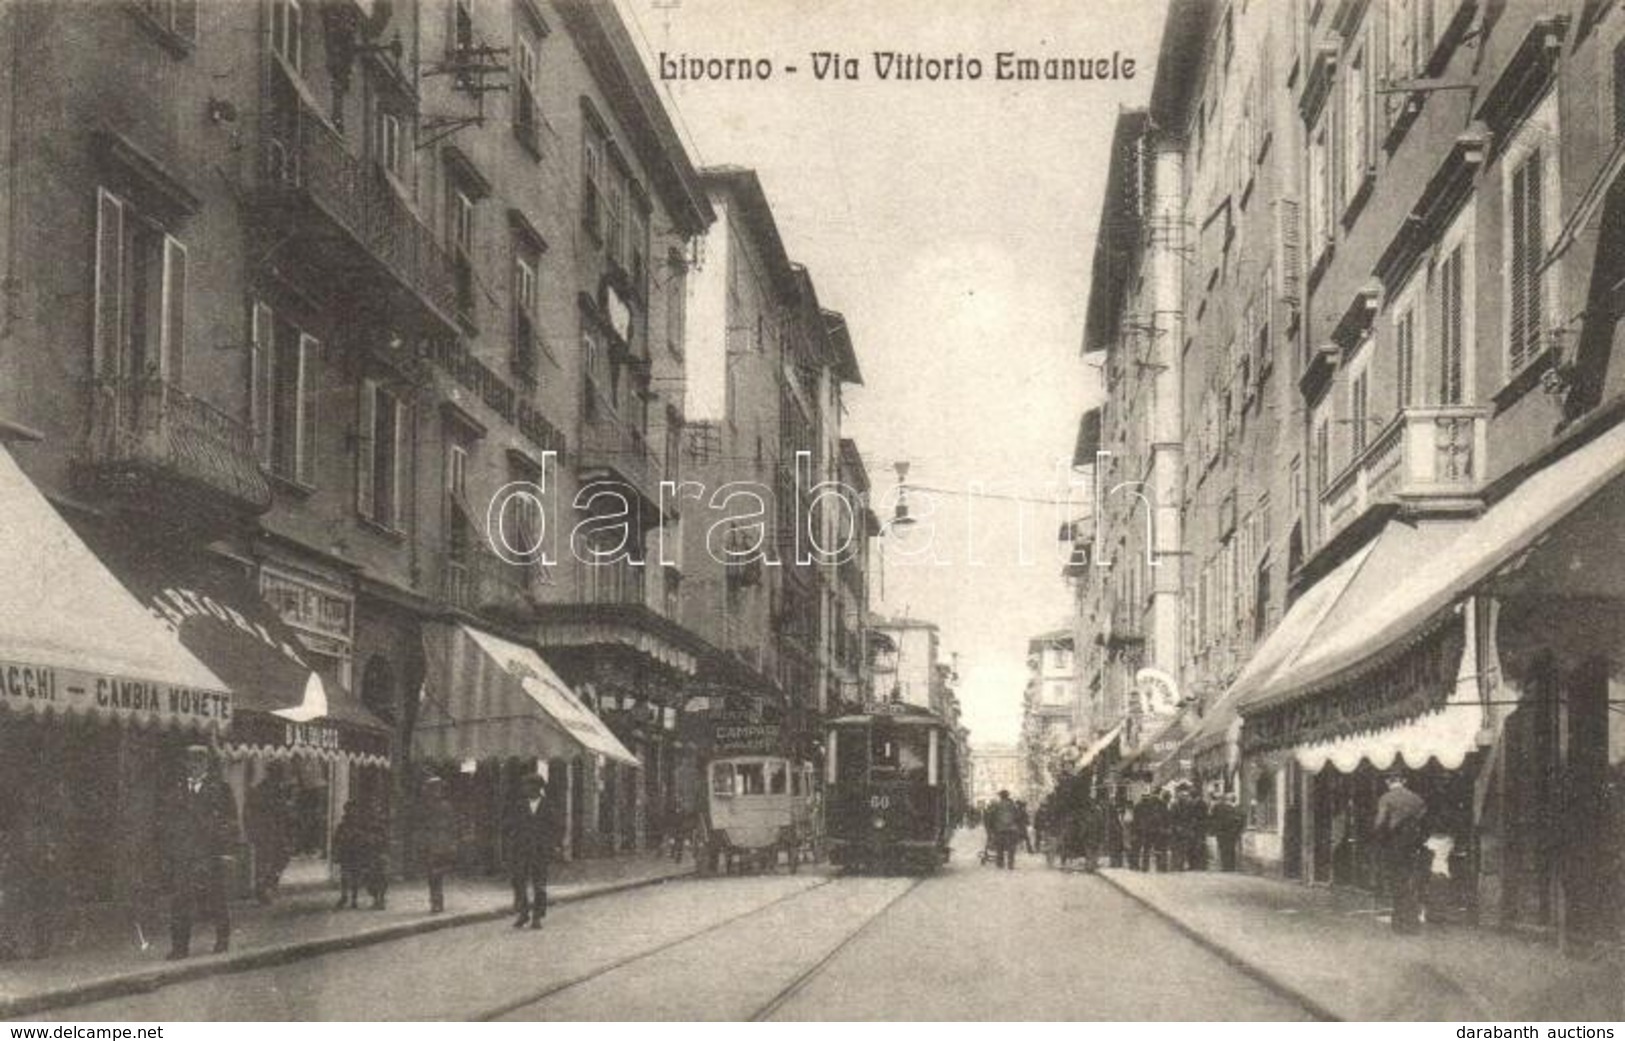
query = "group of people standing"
xmin=983 ymin=777 xmax=1247 ymax=876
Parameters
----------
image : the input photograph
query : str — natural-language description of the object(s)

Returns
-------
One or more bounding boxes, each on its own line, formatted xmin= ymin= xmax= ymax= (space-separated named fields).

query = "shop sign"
xmin=284 ymin=720 xmax=342 ymax=752
xmin=713 ymin=721 xmax=782 ymax=755
xmin=1242 ymin=621 xmax=1463 ymax=754
xmin=1 ymin=658 xmax=230 ymax=726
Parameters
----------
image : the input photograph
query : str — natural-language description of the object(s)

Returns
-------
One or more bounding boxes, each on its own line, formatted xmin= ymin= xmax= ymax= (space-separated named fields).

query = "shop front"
xmin=1233 ymin=414 xmax=1625 ymax=947
xmin=0 ymin=443 xmax=231 ymax=953
xmin=414 ymin=622 xmax=640 ymax=870
xmin=82 ymin=533 xmax=392 ymax=896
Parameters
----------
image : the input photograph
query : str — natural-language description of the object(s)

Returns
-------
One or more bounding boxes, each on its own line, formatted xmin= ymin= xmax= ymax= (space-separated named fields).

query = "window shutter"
xmin=250 ymin=303 xmax=275 ymax=464
xmin=1440 ymin=248 xmax=1463 ymax=403
xmin=1524 ymin=151 xmax=1544 ymax=368
xmin=298 ymin=333 xmax=319 ymax=486
xmin=1277 ymin=198 xmax=1301 ymax=319
xmin=174 ymin=0 xmax=198 ymax=39
xmin=1396 ymin=309 xmax=1414 ymax=410
xmin=357 ymin=379 xmax=377 ymax=519
xmin=1510 ymin=162 xmax=1530 ymax=372
xmin=160 ymin=235 xmax=187 ymax=383
xmin=94 ymin=189 xmax=125 ymax=381
xmin=391 ymin=395 xmax=406 ymax=530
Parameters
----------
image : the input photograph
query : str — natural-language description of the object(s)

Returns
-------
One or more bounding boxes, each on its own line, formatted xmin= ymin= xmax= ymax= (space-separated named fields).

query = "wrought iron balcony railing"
xmin=441 ymin=544 xmax=543 ymax=619
xmin=260 ymin=62 xmax=460 ymax=326
xmin=80 ymin=375 xmax=272 ymax=515
xmin=1319 ymin=404 xmax=1489 ymax=545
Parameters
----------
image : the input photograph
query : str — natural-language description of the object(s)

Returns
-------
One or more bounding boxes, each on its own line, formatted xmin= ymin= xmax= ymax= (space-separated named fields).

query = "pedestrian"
xmin=361 ymin=798 xmax=390 ymax=910
xmin=1015 ymin=799 xmax=1034 ymax=854
xmin=163 ymin=744 xmax=239 ymax=960
xmin=1153 ymin=789 xmax=1175 ymax=871
xmin=987 ymin=790 xmax=1023 ymax=869
xmin=1131 ymin=789 xmax=1163 ymax=871
xmin=504 ymin=773 xmax=553 ymax=928
xmin=1374 ymin=771 xmax=1428 ymax=933
xmin=244 ymin=766 xmax=292 ymax=904
xmin=1209 ymin=792 xmax=1244 ymax=872
xmin=333 ymin=799 xmax=366 ymax=910
xmin=1105 ymin=796 xmax=1128 ymax=868
xmin=418 ymin=777 xmax=457 ymax=914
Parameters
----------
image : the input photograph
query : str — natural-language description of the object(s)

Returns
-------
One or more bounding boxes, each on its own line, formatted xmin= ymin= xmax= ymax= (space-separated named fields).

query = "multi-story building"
xmin=969 ymin=743 xmax=1025 ymax=807
xmin=1073 ymin=0 xmax=1625 ymax=951
xmin=867 ymin=616 xmax=943 ymax=710
xmin=1018 ymin=628 xmax=1078 ymax=795
xmin=0 ymin=0 xmax=873 ymax=922
xmin=832 ymin=438 xmax=879 ymax=712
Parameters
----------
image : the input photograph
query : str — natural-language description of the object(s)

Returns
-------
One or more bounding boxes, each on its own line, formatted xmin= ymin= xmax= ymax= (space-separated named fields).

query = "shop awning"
xmin=82 ymin=532 xmax=389 ymax=764
xmin=1074 ymin=722 xmax=1124 ymax=772
xmin=0 ymin=445 xmax=230 ymax=733
xmin=416 ymin=622 xmax=639 ymax=767
xmin=1117 ymin=714 xmax=1191 ymax=779
xmin=1249 ymin=417 xmax=1625 ymax=713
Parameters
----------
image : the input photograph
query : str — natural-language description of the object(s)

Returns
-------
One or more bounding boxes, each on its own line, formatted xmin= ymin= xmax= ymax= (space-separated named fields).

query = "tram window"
xmin=736 ymin=762 xmax=767 ymax=795
xmin=711 ymin=763 xmax=736 ymax=796
xmin=767 ymin=761 xmax=787 ymax=794
xmin=835 ymin=727 xmax=868 ymax=783
xmin=872 ymin=728 xmax=930 ymax=782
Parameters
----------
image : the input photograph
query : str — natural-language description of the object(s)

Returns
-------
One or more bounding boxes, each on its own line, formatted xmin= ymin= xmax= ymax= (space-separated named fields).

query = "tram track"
xmin=479 ymin=871 xmax=931 ymax=1022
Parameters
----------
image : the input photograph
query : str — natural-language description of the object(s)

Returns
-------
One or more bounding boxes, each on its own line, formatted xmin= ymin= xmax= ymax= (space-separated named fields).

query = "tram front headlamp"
xmin=872 ymin=816 xmax=886 ymax=830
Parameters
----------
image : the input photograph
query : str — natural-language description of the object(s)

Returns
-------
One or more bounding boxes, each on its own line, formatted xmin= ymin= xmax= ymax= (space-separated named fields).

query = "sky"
xmin=616 ymin=0 xmax=1167 ymax=746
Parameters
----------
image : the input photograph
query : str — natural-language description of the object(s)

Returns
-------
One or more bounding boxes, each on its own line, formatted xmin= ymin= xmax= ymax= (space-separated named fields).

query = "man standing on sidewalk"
xmin=987 ymin=790 xmax=1022 ymax=869
xmin=504 ymin=774 xmax=553 ymax=928
xmin=164 ymin=745 xmax=240 ymax=960
xmin=1374 ymin=771 xmax=1428 ymax=934
xmin=1209 ymin=792 xmax=1245 ymax=872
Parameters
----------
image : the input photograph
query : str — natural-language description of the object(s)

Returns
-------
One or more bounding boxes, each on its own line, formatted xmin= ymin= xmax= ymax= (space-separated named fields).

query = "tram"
xmin=698 ymin=755 xmax=818 ymax=874
xmin=825 ymin=701 xmax=962 ymax=872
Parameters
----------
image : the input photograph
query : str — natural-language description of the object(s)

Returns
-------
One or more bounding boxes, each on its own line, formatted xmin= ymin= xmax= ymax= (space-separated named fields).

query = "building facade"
xmin=1072 ymin=0 xmax=1625 ymax=952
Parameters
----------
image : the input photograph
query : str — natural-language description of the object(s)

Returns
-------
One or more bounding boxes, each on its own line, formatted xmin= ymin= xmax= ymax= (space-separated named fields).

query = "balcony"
xmin=78 ymin=376 xmax=272 ymax=519
xmin=1106 ymin=601 xmax=1145 ymax=649
xmin=1319 ymin=405 xmax=1489 ymax=545
xmin=256 ymin=62 xmax=459 ymax=330
xmin=440 ymin=545 xmax=543 ymax=621
xmin=577 ymin=409 xmax=664 ymax=522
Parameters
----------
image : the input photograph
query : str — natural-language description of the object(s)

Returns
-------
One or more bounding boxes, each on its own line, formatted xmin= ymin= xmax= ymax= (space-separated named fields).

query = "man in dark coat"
xmin=504 ymin=773 xmax=553 ymax=928
xmin=1209 ymin=792 xmax=1245 ymax=871
xmin=1374 ymin=771 xmax=1428 ymax=933
xmin=244 ymin=768 xmax=292 ymax=904
xmin=986 ymin=790 xmax=1022 ymax=869
xmin=164 ymin=745 xmax=240 ymax=960
xmin=1131 ymin=790 xmax=1164 ymax=871
xmin=418 ymin=777 xmax=458 ymax=914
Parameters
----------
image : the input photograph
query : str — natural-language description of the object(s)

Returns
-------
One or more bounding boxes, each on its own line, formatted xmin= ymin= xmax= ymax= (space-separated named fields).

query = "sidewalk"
xmin=1098 ymin=867 xmax=1625 ymax=1022
xmin=1 ymin=853 xmax=694 ymax=1020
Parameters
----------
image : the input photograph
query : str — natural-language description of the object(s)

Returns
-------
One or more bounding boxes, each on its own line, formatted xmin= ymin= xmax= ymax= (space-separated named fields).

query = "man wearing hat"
xmin=162 ymin=745 xmax=240 ymax=959
xmin=503 ymin=773 xmax=553 ymax=928
xmin=417 ymin=776 xmax=458 ymax=914
xmin=1374 ymin=770 xmax=1428 ymax=933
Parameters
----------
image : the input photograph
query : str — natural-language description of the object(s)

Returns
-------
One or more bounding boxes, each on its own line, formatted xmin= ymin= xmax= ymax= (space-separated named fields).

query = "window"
xmin=513 ymin=32 xmax=539 ymax=149
xmin=629 ymin=194 xmax=650 ymax=296
xmin=446 ymin=439 xmax=472 ymax=565
xmin=250 ymin=303 xmax=319 ymax=486
xmin=1343 ymin=33 xmax=1374 ymax=210
xmin=357 ymin=380 xmax=406 ymax=530
xmin=582 ymin=122 xmax=605 ymax=240
xmin=1308 ymin=116 xmax=1331 ymax=256
xmin=375 ymin=111 xmax=402 ymax=178
xmin=606 ymin=169 xmax=626 ymax=269
xmin=1395 ymin=304 xmax=1417 ymax=409
xmin=94 ymin=188 xmax=187 ymax=387
xmin=1249 ymin=766 xmax=1278 ymax=830
xmin=1613 ymin=41 xmax=1625 ymax=143
xmin=1350 ymin=367 xmax=1370 ymax=453
xmin=271 ymin=0 xmax=301 ymax=72
xmin=512 ymin=248 xmax=539 ymax=379
xmin=450 ymin=186 xmax=475 ymax=317
xmin=1314 ymin=411 xmax=1330 ymax=496
xmin=1508 ymin=150 xmax=1545 ymax=374
xmin=710 ymin=762 xmax=735 ymax=796
xmin=1437 ymin=243 xmax=1465 ymax=403
xmin=664 ymin=252 xmax=685 ymax=353
xmin=136 ymin=0 xmax=198 ymax=43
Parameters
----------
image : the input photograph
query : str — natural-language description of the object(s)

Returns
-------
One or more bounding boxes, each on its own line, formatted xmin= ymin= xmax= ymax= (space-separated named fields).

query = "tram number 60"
xmin=869 ymin=794 xmax=891 ymax=810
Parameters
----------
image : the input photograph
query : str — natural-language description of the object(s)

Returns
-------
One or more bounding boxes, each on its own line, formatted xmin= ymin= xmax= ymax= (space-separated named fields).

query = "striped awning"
xmin=415 ymin=622 xmax=638 ymax=767
xmin=0 ymin=445 xmax=230 ymax=733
